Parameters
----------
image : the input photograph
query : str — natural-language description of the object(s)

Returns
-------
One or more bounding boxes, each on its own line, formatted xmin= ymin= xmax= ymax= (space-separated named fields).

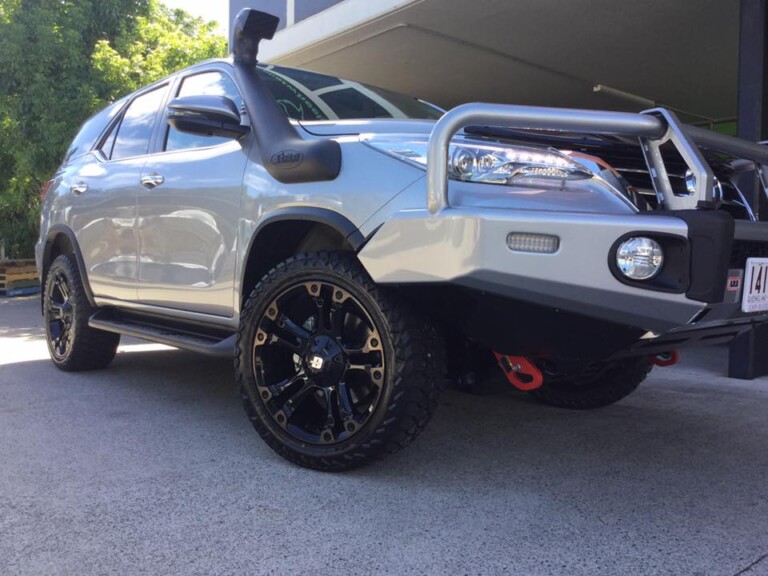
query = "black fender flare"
xmin=249 ymin=207 xmax=365 ymax=251
xmin=239 ymin=207 xmax=365 ymax=293
xmin=42 ymin=225 xmax=97 ymax=308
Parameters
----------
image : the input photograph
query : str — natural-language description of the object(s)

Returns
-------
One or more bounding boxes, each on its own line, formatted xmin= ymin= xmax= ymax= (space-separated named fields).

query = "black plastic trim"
xmin=667 ymin=210 xmax=734 ymax=303
xmin=253 ymin=207 xmax=365 ymax=250
xmin=43 ymin=225 xmax=97 ymax=308
xmin=607 ymin=231 xmax=690 ymax=294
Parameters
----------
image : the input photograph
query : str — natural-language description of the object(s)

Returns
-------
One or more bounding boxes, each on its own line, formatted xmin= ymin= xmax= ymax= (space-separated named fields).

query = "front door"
xmin=137 ymin=68 xmax=250 ymax=317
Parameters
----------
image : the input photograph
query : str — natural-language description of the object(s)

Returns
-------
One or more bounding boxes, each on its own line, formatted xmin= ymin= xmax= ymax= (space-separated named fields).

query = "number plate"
xmin=742 ymin=258 xmax=768 ymax=313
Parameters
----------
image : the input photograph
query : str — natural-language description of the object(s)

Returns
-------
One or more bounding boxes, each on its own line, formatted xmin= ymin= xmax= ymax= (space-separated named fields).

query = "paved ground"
xmin=1 ymin=295 xmax=768 ymax=576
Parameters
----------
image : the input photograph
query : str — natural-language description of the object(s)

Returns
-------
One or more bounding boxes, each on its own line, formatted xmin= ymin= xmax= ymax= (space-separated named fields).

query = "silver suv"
xmin=37 ymin=9 xmax=768 ymax=470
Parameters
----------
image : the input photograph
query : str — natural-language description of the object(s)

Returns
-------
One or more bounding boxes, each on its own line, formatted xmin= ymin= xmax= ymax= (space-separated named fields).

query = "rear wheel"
xmin=236 ymin=252 xmax=444 ymax=471
xmin=44 ymin=254 xmax=120 ymax=371
xmin=530 ymin=357 xmax=652 ymax=409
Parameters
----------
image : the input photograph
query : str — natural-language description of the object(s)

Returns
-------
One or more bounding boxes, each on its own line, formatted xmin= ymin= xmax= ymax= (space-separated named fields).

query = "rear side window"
xmin=110 ymin=85 xmax=168 ymax=160
xmin=63 ymin=98 xmax=127 ymax=163
xmin=165 ymin=71 xmax=244 ymax=152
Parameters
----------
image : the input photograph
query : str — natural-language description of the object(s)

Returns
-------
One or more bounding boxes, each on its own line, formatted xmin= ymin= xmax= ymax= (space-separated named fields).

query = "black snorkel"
xmin=230 ymin=8 xmax=341 ymax=183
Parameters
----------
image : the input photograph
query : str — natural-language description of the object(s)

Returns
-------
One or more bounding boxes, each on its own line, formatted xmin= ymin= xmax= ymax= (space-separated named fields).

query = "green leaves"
xmin=92 ymin=2 xmax=227 ymax=100
xmin=0 ymin=0 xmax=226 ymax=258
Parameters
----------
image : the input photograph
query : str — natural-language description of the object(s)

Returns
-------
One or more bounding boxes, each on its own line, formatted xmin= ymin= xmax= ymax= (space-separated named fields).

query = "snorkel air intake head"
xmin=231 ymin=8 xmax=279 ymax=64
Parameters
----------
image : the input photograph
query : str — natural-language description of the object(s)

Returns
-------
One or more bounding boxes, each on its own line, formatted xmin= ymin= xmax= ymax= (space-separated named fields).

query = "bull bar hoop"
xmin=426 ymin=103 xmax=768 ymax=214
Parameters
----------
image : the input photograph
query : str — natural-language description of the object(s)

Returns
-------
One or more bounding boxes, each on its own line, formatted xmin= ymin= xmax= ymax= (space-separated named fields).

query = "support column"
xmin=729 ymin=0 xmax=768 ymax=379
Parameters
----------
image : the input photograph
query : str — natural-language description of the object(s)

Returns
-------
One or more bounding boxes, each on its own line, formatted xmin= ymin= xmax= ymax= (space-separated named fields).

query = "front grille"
xmin=730 ymin=240 xmax=768 ymax=267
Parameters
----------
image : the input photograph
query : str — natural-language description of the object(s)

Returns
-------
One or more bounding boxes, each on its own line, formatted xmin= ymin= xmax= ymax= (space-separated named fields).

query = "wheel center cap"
xmin=308 ymin=354 xmax=325 ymax=371
xmin=305 ymin=335 xmax=345 ymax=382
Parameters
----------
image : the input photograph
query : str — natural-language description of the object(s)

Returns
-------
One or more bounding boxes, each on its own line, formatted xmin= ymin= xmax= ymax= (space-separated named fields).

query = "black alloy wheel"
xmin=237 ymin=252 xmax=444 ymax=471
xmin=44 ymin=254 xmax=120 ymax=371
xmin=253 ymin=280 xmax=386 ymax=445
xmin=46 ymin=268 xmax=75 ymax=361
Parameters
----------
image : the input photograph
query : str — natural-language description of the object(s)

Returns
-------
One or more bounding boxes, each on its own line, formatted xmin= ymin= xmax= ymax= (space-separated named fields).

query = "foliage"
xmin=0 ymin=0 xmax=227 ymax=259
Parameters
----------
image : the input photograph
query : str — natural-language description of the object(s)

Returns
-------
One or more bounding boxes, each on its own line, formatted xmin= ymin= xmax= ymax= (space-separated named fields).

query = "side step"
xmin=89 ymin=309 xmax=236 ymax=357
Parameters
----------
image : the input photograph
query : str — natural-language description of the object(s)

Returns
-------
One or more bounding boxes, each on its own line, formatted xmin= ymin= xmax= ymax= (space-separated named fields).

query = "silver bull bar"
xmin=426 ymin=103 xmax=768 ymax=214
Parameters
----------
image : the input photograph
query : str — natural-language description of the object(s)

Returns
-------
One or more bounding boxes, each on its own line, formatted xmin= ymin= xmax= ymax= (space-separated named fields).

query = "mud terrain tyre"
xmin=43 ymin=254 xmax=120 ymax=371
xmin=236 ymin=252 xmax=445 ymax=471
xmin=530 ymin=357 xmax=652 ymax=409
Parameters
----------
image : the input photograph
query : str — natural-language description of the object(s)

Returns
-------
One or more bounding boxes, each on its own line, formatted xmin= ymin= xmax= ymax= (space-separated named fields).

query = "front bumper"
xmin=358 ymin=208 xmax=768 ymax=336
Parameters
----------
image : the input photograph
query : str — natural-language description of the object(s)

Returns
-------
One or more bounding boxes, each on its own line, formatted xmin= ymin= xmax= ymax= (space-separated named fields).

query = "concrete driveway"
xmin=1 ymin=295 xmax=767 ymax=576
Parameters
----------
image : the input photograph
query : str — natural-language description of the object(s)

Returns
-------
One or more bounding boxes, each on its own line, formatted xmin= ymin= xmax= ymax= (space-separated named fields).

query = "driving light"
xmin=360 ymin=134 xmax=591 ymax=185
xmin=507 ymin=232 xmax=560 ymax=254
xmin=616 ymin=237 xmax=664 ymax=280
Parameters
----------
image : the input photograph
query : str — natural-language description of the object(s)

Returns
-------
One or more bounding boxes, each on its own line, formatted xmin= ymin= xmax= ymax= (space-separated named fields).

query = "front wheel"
xmin=530 ymin=357 xmax=652 ymax=409
xmin=236 ymin=252 xmax=444 ymax=471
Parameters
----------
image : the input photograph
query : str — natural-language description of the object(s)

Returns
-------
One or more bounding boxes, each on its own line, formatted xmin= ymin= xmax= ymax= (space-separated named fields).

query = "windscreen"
xmin=257 ymin=64 xmax=443 ymax=121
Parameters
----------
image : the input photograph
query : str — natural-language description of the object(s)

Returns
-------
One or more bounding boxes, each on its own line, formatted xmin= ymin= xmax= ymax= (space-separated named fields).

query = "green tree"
xmin=0 ymin=0 xmax=227 ymax=259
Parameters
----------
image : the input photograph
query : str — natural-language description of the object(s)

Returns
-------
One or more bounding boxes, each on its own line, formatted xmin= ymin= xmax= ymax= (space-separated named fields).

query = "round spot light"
xmin=616 ymin=237 xmax=664 ymax=280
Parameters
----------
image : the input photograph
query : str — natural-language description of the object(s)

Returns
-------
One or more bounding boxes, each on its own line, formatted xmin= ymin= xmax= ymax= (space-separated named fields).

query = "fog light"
xmin=616 ymin=237 xmax=664 ymax=280
xmin=507 ymin=232 xmax=560 ymax=254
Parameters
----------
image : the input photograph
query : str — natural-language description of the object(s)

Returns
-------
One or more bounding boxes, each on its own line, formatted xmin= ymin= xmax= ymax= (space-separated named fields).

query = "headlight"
xmin=616 ymin=237 xmax=664 ymax=280
xmin=361 ymin=134 xmax=592 ymax=186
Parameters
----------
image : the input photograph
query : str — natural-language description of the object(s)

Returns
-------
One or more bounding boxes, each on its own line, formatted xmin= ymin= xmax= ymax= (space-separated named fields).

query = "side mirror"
xmin=166 ymin=95 xmax=249 ymax=139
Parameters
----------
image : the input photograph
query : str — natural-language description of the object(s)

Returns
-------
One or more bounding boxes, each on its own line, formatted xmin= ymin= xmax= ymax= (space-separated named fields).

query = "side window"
xmin=165 ymin=71 xmax=244 ymax=152
xmin=98 ymin=120 xmax=119 ymax=160
xmin=109 ymin=86 xmax=168 ymax=161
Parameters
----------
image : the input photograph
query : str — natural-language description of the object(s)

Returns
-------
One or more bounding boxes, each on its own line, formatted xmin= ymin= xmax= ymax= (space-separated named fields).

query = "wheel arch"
xmin=239 ymin=208 xmax=365 ymax=310
xmin=41 ymin=225 xmax=96 ymax=310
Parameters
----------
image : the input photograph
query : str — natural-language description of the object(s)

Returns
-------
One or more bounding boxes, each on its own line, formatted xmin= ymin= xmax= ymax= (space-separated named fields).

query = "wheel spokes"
xmin=337 ymin=381 xmax=355 ymax=421
xmin=267 ymin=332 xmax=305 ymax=354
xmin=320 ymin=387 xmax=336 ymax=433
xmin=278 ymin=313 xmax=311 ymax=343
xmin=281 ymin=380 xmax=317 ymax=419
xmin=267 ymin=372 xmax=306 ymax=398
xmin=47 ymin=273 xmax=74 ymax=359
xmin=252 ymin=278 xmax=387 ymax=445
xmin=49 ymin=302 xmax=64 ymax=321
xmin=255 ymin=303 xmax=311 ymax=354
xmin=53 ymin=273 xmax=69 ymax=301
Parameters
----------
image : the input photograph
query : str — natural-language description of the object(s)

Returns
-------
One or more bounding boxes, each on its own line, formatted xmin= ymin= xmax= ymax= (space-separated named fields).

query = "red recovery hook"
xmin=493 ymin=352 xmax=544 ymax=391
xmin=651 ymin=351 xmax=679 ymax=367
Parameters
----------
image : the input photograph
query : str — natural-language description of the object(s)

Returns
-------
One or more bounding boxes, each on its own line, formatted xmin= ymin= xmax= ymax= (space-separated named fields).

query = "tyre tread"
xmin=530 ymin=357 xmax=652 ymax=410
xmin=235 ymin=252 xmax=445 ymax=471
xmin=44 ymin=254 xmax=119 ymax=372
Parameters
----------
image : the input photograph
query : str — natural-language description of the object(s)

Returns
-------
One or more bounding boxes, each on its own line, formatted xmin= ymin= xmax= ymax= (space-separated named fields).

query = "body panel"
xmin=138 ymin=138 xmax=251 ymax=317
xmin=60 ymin=152 xmax=144 ymax=301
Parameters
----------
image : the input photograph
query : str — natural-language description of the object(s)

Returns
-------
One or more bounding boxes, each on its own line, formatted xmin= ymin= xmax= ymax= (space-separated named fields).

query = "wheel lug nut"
xmin=346 ymin=423 xmax=355 ymax=432
xmin=373 ymin=370 xmax=382 ymax=380
xmin=370 ymin=338 xmax=378 ymax=347
xmin=261 ymin=391 xmax=269 ymax=399
xmin=276 ymin=413 xmax=285 ymax=423
xmin=257 ymin=333 xmax=265 ymax=341
xmin=311 ymin=285 xmax=318 ymax=293
xmin=323 ymin=432 xmax=332 ymax=441
xmin=335 ymin=291 xmax=343 ymax=299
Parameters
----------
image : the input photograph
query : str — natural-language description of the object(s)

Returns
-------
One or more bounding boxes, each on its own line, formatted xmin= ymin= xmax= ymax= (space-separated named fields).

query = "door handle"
xmin=141 ymin=173 xmax=165 ymax=189
xmin=70 ymin=182 xmax=88 ymax=195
